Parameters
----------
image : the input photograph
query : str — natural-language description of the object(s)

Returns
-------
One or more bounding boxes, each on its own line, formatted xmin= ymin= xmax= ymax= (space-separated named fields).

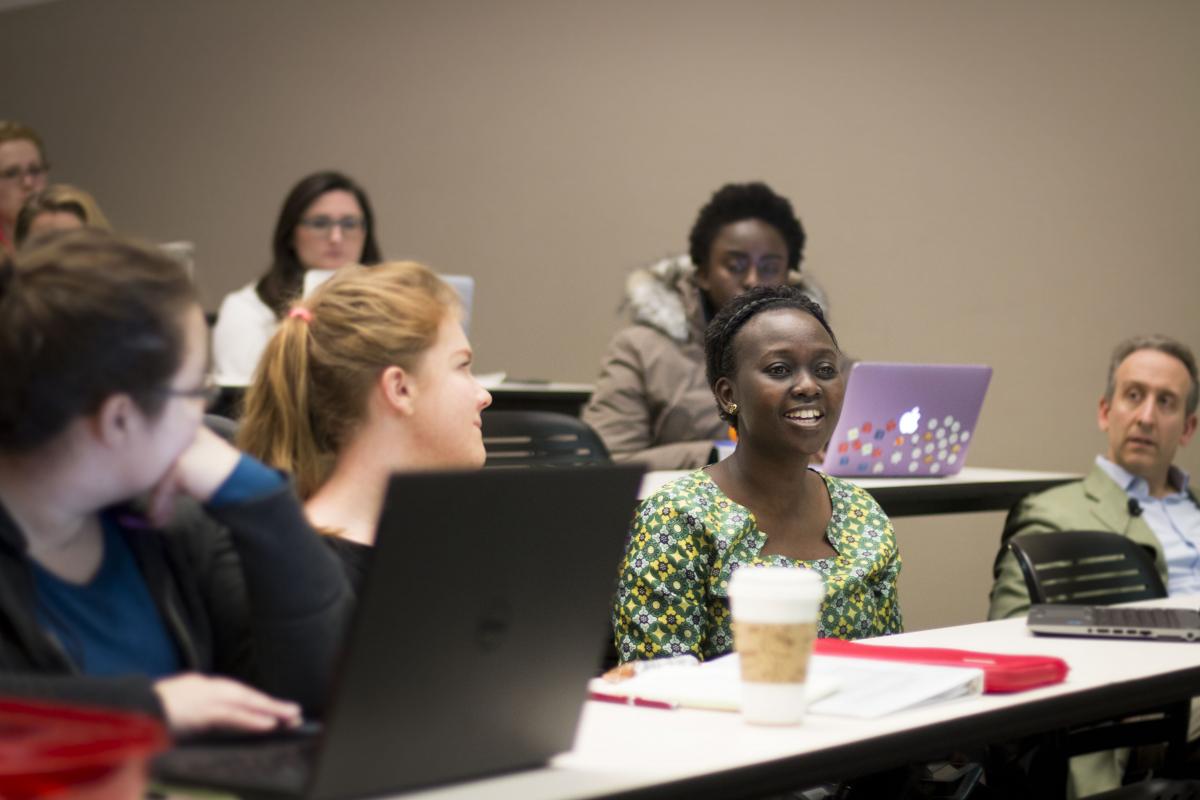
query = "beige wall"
xmin=4 ymin=0 xmax=1198 ymax=629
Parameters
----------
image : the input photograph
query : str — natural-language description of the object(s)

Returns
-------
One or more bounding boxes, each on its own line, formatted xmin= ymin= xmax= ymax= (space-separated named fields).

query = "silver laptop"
xmin=820 ymin=362 xmax=992 ymax=478
xmin=154 ymin=465 xmax=643 ymax=798
xmin=1027 ymin=604 xmax=1200 ymax=642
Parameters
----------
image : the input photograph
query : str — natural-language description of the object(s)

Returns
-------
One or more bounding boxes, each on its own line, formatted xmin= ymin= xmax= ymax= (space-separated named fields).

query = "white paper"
xmin=592 ymin=653 xmax=982 ymax=718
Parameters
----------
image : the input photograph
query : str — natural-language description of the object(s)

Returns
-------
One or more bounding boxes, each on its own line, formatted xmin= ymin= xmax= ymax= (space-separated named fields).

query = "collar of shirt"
xmin=1095 ymin=455 xmax=1191 ymax=502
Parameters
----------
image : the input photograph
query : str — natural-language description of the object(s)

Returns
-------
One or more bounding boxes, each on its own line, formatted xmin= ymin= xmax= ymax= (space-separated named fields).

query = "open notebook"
xmin=591 ymin=652 xmax=984 ymax=718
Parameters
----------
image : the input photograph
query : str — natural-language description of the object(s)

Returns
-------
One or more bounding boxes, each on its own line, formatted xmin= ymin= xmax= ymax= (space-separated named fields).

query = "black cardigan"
xmin=0 ymin=483 xmax=354 ymax=719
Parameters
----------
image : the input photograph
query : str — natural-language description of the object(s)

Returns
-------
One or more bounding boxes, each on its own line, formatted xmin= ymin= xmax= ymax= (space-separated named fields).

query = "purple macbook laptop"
xmin=820 ymin=362 xmax=992 ymax=478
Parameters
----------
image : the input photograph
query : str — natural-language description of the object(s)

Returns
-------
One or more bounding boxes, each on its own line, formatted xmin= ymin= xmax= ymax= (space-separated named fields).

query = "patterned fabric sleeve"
xmin=613 ymin=483 xmax=711 ymax=662
xmin=848 ymin=482 xmax=903 ymax=636
xmin=876 ymin=515 xmax=904 ymax=635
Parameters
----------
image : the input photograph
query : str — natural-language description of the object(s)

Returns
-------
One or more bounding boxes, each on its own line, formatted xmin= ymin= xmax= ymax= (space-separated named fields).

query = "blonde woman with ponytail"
xmin=238 ymin=261 xmax=492 ymax=573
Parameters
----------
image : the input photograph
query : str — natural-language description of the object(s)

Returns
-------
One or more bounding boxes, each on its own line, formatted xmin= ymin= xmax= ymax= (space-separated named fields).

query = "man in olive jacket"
xmin=988 ymin=334 xmax=1198 ymax=799
xmin=990 ymin=335 xmax=1199 ymax=621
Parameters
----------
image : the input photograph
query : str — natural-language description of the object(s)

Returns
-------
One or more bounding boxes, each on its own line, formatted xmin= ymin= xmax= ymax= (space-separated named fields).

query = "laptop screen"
xmin=820 ymin=362 xmax=992 ymax=478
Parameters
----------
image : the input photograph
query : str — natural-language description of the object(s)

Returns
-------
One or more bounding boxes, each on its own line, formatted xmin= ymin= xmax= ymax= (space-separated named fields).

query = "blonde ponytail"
xmin=237 ymin=261 xmax=458 ymax=498
xmin=238 ymin=311 xmax=329 ymax=498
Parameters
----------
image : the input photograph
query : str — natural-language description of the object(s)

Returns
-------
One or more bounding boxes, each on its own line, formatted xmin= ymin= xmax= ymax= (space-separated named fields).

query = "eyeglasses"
xmin=0 ymin=163 xmax=49 ymax=183
xmin=297 ymin=215 xmax=366 ymax=236
xmin=158 ymin=374 xmax=221 ymax=407
xmin=720 ymin=255 xmax=787 ymax=281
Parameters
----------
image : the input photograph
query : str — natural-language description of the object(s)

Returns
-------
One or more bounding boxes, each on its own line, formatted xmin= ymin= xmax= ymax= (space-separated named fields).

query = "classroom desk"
xmin=639 ymin=467 xmax=1080 ymax=517
xmin=484 ymin=381 xmax=594 ymax=417
xmin=212 ymin=381 xmax=595 ymax=420
xmin=389 ymin=603 xmax=1200 ymax=800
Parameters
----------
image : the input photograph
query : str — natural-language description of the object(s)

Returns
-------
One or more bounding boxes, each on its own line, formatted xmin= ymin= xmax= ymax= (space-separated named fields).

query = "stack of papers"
xmin=590 ymin=653 xmax=983 ymax=718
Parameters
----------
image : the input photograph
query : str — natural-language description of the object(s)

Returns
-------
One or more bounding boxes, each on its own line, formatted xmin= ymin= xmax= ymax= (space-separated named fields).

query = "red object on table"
xmin=813 ymin=638 xmax=1069 ymax=693
xmin=0 ymin=697 xmax=168 ymax=799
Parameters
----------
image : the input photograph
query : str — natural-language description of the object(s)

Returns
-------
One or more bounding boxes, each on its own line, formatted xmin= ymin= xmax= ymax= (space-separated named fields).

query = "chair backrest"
xmin=481 ymin=411 xmax=610 ymax=468
xmin=203 ymin=413 xmax=240 ymax=445
xmin=1008 ymin=530 xmax=1166 ymax=606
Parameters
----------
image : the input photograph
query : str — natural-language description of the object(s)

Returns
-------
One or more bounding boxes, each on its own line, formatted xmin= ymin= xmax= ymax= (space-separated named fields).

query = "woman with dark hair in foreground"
xmin=0 ymin=229 xmax=351 ymax=733
xmin=613 ymin=285 xmax=901 ymax=663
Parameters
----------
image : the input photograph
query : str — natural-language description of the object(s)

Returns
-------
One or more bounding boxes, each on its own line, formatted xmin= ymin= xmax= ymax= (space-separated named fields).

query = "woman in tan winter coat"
xmin=582 ymin=182 xmax=825 ymax=470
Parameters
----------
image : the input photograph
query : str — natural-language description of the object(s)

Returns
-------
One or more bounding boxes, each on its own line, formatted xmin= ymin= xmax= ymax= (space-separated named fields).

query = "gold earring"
xmin=727 ymin=403 xmax=738 ymax=415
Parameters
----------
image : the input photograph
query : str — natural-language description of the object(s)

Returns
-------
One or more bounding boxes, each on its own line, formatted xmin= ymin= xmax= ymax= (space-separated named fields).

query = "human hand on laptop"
xmin=153 ymin=673 xmax=302 ymax=735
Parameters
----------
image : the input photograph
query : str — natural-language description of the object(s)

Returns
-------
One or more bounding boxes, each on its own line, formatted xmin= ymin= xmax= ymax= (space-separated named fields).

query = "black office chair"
xmin=203 ymin=413 xmax=240 ymax=444
xmin=481 ymin=411 xmax=610 ymax=468
xmin=1009 ymin=530 xmax=1166 ymax=606
xmin=1006 ymin=531 xmax=1189 ymax=796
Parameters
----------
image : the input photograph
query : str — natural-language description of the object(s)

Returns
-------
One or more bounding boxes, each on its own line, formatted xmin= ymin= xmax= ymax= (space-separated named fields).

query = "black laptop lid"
xmin=308 ymin=465 xmax=643 ymax=800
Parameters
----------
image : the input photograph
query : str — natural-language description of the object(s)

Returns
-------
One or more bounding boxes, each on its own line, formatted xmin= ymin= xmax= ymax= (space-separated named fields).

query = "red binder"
xmin=813 ymin=638 xmax=1069 ymax=693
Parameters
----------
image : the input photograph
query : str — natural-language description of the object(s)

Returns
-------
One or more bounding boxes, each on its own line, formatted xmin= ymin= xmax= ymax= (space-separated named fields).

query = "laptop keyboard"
xmin=153 ymin=736 xmax=317 ymax=796
xmin=1091 ymin=607 xmax=1192 ymax=629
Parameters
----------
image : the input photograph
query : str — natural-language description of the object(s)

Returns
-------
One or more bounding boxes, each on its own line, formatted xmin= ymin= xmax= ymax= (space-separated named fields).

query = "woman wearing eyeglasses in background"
xmin=0 ymin=229 xmax=352 ymax=734
xmin=0 ymin=121 xmax=50 ymax=255
xmin=212 ymin=171 xmax=383 ymax=384
xmin=581 ymin=182 xmax=826 ymax=471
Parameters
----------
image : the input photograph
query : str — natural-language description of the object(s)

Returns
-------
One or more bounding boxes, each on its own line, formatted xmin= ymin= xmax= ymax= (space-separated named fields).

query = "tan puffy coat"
xmin=582 ymin=256 xmax=826 ymax=470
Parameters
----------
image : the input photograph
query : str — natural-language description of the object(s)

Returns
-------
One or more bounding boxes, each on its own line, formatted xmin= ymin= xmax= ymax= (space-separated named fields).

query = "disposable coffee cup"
xmin=728 ymin=566 xmax=824 ymax=725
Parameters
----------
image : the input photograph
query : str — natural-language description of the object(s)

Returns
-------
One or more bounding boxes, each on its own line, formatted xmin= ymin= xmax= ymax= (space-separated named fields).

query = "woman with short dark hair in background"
xmin=0 ymin=229 xmax=352 ymax=734
xmin=613 ymin=285 xmax=901 ymax=663
xmin=212 ymin=170 xmax=382 ymax=384
xmin=14 ymin=184 xmax=111 ymax=247
xmin=582 ymin=181 xmax=826 ymax=470
xmin=0 ymin=121 xmax=50 ymax=255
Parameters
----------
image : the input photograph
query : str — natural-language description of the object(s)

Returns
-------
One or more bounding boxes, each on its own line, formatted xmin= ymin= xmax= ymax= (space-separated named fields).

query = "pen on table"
xmin=587 ymin=690 xmax=677 ymax=710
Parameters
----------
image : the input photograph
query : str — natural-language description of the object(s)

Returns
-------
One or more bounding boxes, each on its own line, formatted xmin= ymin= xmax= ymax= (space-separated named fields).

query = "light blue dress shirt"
xmin=1096 ymin=455 xmax=1200 ymax=596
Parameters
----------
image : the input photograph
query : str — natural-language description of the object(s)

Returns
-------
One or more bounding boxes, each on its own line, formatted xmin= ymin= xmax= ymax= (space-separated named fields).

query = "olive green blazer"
xmin=988 ymin=463 xmax=1169 ymax=621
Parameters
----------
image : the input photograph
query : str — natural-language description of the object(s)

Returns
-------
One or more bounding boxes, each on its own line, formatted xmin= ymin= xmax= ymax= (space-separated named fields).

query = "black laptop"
xmin=153 ymin=465 xmax=643 ymax=799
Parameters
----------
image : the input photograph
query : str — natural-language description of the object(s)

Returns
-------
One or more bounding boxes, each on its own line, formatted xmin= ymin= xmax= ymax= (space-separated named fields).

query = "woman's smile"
xmin=783 ymin=405 xmax=826 ymax=429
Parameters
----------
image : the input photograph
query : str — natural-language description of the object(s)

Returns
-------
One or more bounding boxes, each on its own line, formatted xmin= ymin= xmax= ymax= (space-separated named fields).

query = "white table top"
xmin=485 ymin=381 xmax=595 ymax=395
xmin=390 ymin=601 xmax=1200 ymax=799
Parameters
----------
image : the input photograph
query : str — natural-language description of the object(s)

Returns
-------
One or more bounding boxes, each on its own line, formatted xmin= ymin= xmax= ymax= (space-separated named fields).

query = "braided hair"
xmin=704 ymin=285 xmax=837 ymax=428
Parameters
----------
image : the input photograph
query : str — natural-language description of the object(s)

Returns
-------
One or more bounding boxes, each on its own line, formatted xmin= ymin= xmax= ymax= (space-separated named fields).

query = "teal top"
xmin=613 ymin=469 xmax=903 ymax=662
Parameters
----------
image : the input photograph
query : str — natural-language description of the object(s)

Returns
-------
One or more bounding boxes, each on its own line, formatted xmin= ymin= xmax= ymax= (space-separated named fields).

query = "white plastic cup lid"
xmin=728 ymin=566 xmax=824 ymax=623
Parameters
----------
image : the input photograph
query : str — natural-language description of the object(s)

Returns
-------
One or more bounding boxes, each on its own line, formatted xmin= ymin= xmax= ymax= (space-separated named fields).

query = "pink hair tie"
xmin=288 ymin=306 xmax=313 ymax=323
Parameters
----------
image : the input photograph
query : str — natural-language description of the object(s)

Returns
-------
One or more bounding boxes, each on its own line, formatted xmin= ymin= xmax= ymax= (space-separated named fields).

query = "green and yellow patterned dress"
xmin=613 ymin=469 xmax=902 ymax=662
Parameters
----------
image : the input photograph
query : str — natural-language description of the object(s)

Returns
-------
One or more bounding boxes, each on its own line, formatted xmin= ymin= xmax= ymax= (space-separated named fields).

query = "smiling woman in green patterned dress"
xmin=613 ymin=285 xmax=902 ymax=662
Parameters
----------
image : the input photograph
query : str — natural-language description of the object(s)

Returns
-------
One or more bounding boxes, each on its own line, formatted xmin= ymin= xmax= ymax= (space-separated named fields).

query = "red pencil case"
xmin=813 ymin=638 xmax=1069 ymax=693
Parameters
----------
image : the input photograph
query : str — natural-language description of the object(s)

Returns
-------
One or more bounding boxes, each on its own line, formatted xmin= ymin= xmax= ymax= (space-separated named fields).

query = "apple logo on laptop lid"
xmin=898 ymin=407 xmax=921 ymax=435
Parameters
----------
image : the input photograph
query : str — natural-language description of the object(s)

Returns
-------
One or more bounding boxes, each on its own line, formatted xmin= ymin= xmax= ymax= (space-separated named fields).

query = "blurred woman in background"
xmin=582 ymin=181 xmax=825 ymax=470
xmin=14 ymin=184 xmax=111 ymax=247
xmin=212 ymin=170 xmax=382 ymax=384
xmin=0 ymin=121 xmax=50 ymax=255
